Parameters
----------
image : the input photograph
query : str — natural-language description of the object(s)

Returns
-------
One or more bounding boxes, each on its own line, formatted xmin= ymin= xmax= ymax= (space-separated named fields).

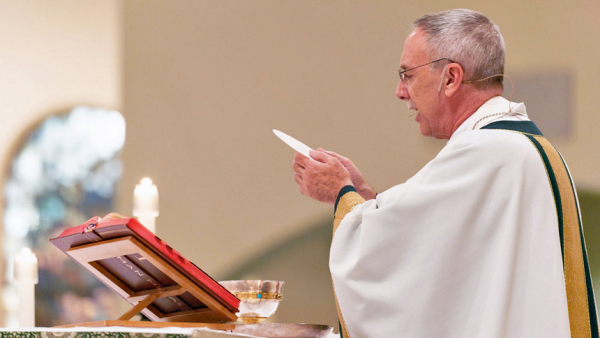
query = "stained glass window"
xmin=2 ymin=106 xmax=129 ymax=326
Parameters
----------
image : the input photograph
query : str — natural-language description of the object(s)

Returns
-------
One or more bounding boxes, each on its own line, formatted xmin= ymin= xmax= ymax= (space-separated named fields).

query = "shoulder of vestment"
xmin=447 ymin=128 xmax=540 ymax=155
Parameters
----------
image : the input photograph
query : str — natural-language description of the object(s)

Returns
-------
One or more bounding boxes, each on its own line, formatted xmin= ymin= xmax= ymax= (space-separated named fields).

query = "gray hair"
xmin=412 ymin=9 xmax=505 ymax=90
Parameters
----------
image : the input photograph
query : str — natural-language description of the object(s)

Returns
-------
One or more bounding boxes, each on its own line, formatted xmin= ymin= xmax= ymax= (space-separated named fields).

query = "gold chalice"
xmin=219 ymin=280 xmax=284 ymax=324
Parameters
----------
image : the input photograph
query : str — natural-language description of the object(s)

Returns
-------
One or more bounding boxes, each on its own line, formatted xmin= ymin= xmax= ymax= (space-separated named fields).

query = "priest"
xmin=292 ymin=9 xmax=599 ymax=338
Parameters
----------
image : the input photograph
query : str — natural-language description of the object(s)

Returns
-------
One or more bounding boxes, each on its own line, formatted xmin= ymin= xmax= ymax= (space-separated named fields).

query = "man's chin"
xmin=418 ymin=122 xmax=431 ymax=137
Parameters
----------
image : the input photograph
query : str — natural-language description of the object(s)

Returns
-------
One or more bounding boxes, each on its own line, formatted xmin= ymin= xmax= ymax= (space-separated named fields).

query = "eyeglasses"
xmin=398 ymin=58 xmax=455 ymax=84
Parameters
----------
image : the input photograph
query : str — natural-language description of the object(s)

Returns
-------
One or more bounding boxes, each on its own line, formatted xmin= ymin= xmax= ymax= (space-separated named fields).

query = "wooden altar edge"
xmin=57 ymin=320 xmax=235 ymax=330
xmin=56 ymin=321 xmax=335 ymax=338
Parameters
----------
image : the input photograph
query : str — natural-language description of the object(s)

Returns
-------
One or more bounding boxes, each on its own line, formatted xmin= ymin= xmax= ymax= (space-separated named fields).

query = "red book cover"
xmin=50 ymin=213 xmax=239 ymax=322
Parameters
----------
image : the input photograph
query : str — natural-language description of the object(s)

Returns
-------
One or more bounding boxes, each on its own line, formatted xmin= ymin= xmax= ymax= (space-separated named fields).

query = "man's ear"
xmin=443 ymin=64 xmax=464 ymax=97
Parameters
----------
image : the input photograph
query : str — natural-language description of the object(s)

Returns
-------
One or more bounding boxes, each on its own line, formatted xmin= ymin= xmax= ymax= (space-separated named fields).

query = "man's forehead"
xmin=399 ymin=29 xmax=428 ymax=69
xmin=407 ymin=29 xmax=420 ymax=40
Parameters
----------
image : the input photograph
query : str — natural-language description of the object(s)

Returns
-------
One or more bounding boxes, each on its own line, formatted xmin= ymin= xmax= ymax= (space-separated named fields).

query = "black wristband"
xmin=334 ymin=185 xmax=357 ymax=214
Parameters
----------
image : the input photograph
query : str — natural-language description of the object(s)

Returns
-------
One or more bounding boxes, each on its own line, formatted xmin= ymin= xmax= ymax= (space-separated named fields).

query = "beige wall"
xmin=0 ymin=1 xmax=123 ymax=154
xmin=120 ymin=0 xmax=426 ymax=278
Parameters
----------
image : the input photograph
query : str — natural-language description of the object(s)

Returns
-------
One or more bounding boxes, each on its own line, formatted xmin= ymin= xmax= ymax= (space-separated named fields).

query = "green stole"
xmin=483 ymin=120 xmax=599 ymax=338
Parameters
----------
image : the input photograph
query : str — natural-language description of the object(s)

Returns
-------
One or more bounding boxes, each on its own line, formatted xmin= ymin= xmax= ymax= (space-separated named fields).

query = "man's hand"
xmin=292 ymin=150 xmax=353 ymax=205
xmin=320 ymin=149 xmax=377 ymax=200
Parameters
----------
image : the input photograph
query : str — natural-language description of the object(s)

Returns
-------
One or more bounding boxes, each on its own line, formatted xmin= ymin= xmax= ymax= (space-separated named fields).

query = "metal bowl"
xmin=219 ymin=280 xmax=284 ymax=324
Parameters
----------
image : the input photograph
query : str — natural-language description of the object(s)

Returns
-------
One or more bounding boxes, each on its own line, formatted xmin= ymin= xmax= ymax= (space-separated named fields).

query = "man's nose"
xmin=396 ymin=80 xmax=410 ymax=100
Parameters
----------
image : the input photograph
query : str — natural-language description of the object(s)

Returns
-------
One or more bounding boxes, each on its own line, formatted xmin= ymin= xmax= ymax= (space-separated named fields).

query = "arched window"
xmin=2 ymin=107 xmax=128 ymax=326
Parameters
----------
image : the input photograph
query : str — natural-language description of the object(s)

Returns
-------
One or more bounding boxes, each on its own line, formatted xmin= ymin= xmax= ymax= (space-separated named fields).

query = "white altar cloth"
xmin=2 ymin=325 xmax=341 ymax=337
xmin=2 ymin=326 xmax=255 ymax=337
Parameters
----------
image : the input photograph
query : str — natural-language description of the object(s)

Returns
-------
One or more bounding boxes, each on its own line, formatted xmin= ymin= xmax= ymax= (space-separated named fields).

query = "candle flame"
xmin=141 ymin=177 xmax=153 ymax=187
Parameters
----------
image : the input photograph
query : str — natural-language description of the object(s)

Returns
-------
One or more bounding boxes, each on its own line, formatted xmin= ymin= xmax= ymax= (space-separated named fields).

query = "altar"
xmin=2 ymin=324 xmax=338 ymax=338
xmin=1 ymin=326 xmax=242 ymax=338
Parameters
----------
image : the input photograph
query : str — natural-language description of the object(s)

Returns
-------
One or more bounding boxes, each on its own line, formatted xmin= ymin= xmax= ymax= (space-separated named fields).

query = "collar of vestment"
xmin=449 ymin=96 xmax=529 ymax=142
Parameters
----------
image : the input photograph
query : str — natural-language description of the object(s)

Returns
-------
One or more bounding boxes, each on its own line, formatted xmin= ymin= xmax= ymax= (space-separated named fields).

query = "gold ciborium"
xmin=219 ymin=280 xmax=284 ymax=324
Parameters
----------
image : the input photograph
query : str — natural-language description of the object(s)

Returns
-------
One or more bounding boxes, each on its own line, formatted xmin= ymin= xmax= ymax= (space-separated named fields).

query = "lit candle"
xmin=14 ymin=247 xmax=38 ymax=328
xmin=133 ymin=177 xmax=159 ymax=234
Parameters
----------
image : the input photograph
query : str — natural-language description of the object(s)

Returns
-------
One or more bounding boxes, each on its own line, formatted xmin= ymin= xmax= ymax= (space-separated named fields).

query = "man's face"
xmin=396 ymin=29 xmax=448 ymax=139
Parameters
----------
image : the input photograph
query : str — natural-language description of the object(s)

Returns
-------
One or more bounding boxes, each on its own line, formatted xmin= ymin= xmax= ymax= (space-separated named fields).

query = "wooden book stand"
xmin=50 ymin=215 xmax=239 ymax=328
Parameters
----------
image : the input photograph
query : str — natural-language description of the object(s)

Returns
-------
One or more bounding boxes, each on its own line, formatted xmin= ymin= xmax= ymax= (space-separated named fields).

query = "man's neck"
xmin=449 ymin=88 xmax=503 ymax=137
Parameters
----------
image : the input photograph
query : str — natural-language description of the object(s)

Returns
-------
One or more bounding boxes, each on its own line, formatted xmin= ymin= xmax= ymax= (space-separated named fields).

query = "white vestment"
xmin=330 ymin=97 xmax=574 ymax=337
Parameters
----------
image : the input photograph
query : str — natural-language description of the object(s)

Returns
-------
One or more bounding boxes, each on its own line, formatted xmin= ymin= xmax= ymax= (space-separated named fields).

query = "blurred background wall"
xmin=1 ymin=0 xmax=599 ymax=328
xmin=0 ymin=0 xmax=123 ymax=325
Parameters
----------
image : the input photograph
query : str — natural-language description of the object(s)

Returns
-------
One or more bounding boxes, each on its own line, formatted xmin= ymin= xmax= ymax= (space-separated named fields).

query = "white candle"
xmin=133 ymin=177 xmax=159 ymax=234
xmin=14 ymin=247 xmax=38 ymax=328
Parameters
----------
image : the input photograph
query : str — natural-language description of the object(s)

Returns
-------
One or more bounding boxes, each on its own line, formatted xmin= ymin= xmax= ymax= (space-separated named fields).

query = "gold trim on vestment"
xmin=333 ymin=192 xmax=365 ymax=235
xmin=534 ymin=136 xmax=591 ymax=338
xmin=331 ymin=191 xmax=365 ymax=338
xmin=332 ymin=281 xmax=351 ymax=338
